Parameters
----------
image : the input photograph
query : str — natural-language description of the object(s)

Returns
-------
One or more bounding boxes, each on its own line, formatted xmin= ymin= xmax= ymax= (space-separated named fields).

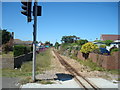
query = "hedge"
xmin=14 ymin=45 xmax=32 ymax=57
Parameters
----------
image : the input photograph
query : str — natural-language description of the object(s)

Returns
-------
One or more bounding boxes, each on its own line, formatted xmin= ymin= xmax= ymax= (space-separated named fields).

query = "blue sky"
xmin=2 ymin=2 xmax=118 ymax=44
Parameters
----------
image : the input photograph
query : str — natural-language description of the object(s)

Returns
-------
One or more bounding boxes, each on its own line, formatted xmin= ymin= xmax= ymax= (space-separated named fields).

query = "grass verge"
xmin=2 ymin=51 xmax=13 ymax=58
xmin=2 ymin=48 xmax=52 ymax=84
xmin=71 ymin=55 xmax=120 ymax=75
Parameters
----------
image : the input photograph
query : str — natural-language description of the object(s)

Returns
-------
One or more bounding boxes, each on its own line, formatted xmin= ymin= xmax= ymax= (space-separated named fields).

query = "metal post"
xmin=32 ymin=0 xmax=38 ymax=82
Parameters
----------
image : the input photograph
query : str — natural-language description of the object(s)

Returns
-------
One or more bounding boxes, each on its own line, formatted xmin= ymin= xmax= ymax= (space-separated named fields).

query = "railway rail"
xmin=53 ymin=50 xmax=101 ymax=90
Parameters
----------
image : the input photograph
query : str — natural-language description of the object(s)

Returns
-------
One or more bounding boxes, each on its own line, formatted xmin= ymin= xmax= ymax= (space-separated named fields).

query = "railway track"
xmin=53 ymin=50 xmax=101 ymax=90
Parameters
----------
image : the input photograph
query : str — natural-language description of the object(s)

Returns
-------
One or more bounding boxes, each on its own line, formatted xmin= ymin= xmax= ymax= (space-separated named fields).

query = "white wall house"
xmin=93 ymin=42 xmax=106 ymax=47
xmin=106 ymin=40 xmax=120 ymax=51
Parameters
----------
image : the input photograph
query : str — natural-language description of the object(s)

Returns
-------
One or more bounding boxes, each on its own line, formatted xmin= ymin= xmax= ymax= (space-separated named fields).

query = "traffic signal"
xmin=21 ymin=0 xmax=32 ymax=22
xmin=33 ymin=6 xmax=42 ymax=16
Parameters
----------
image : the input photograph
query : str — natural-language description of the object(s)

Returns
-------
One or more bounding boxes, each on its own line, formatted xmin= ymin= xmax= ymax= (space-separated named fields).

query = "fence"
xmin=77 ymin=51 xmax=120 ymax=69
xmin=1 ymin=52 xmax=33 ymax=69
xmin=14 ymin=52 xmax=33 ymax=68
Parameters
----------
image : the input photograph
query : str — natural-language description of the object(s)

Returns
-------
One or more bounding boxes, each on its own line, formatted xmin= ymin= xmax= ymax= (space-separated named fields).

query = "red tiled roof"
xmin=14 ymin=39 xmax=33 ymax=44
xmin=101 ymin=34 xmax=120 ymax=41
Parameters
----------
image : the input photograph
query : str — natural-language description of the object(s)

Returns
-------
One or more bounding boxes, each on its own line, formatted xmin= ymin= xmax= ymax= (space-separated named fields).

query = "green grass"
xmin=36 ymin=49 xmax=52 ymax=71
xmin=117 ymin=78 xmax=120 ymax=81
xmin=2 ymin=49 xmax=52 ymax=83
xmin=2 ymin=51 xmax=13 ymax=58
xmin=76 ymin=58 xmax=120 ymax=75
xmin=76 ymin=59 xmax=105 ymax=71
xmin=106 ymin=69 xmax=120 ymax=75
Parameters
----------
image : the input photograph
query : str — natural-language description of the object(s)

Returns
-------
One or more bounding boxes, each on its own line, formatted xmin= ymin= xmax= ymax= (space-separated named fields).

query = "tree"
xmin=44 ymin=41 xmax=53 ymax=47
xmin=55 ymin=42 xmax=60 ymax=49
xmin=80 ymin=42 xmax=98 ymax=59
xmin=80 ymin=42 xmax=98 ymax=53
xmin=1 ymin=29 xmax=11 ymax=44
xmin=2 ymin=43 xmax=13 ymax=54
xmin=77 ymin=39 xmax=88 ymax=46
xmin=103 ymin=40 xmax=113 ymax=46
xmin=45 ymin=41 xmax=50 ymax=45
xmin=94 ymin=40 xmax=102 ymax=42
xmin=61 ymin=35 xmax=79 ymax=43
xmin=50 ymin=43 xmax=53 ymax=47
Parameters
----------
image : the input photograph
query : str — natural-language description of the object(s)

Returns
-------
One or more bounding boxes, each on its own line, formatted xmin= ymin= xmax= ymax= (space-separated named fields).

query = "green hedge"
xmin=110 ymin=48 xmax=119 ymax=54
xmin=14 ymin=45 xmax=32 ymax=57
xmin=99 ymin=45 xmax=106 ymax=48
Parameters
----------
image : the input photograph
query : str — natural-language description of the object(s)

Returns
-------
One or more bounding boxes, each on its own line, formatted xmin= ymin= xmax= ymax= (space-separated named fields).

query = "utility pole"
xmin=32 ymin=0 xmax=38 ymax=82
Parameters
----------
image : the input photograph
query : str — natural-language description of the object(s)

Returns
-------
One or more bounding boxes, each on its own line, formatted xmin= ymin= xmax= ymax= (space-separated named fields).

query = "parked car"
xmin=99 ymin=48 xmax=110 ymax=55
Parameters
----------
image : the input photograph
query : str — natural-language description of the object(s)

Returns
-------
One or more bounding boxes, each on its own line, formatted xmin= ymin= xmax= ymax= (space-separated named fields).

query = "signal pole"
xmin=32 ymin=0 xmax=38 ymax=82
xmin=21 ymin=0 xmax=42 ymax=82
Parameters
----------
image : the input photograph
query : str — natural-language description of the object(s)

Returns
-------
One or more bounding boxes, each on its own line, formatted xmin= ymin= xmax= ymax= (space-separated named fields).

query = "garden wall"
xmin=1 ymin=52 xmax=33 ymax=69
xmin=14 ymin=52 xmax=33 ymax=68
xmin=77 ymin=51 xmax=120 ymax=69
xmin=1 ymin=58 xmax=14 ymax=69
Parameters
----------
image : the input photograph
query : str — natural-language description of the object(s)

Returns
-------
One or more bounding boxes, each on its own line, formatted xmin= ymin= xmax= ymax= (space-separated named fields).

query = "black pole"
xmin=32 ymin=0 xmax=37 ymax=82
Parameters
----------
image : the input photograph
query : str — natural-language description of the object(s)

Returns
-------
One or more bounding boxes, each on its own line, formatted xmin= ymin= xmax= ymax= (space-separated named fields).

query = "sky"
xmin=2 ymin=2 xmax=118 ymax=44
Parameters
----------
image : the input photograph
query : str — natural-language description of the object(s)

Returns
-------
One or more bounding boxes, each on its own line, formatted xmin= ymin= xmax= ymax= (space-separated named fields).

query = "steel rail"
xmin=53 ymin=50 xmax=101 ymax=90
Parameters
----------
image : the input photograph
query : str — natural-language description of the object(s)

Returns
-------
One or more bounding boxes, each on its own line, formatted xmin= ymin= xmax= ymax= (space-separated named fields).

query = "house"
xmin=100 ymin=34 xmax=120 ymax=41
xmin=106 ymin=40 xmax=120 ymax=51
xmin=93 ymin=42 xmax=106 ymax=47
xmin=14 ymin=39 xmax=24 ymax=45
xmin=14 ymin=39 xmax=33 ymax=45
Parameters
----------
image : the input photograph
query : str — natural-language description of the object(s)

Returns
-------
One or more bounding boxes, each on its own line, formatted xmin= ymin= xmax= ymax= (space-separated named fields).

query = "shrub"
xmin=80 ymin=42 xmax=98 ymax=54
xmin=14 ymin=45 xmax=31 ymax=57
xmin=92 ymin=48 xmax=101 ymax=54
xmin=77 ymin=39 xmax=88 ymax=46
xmin=99 ymin=45 xmax=106 ymax=48
xmin=110 ymin=48 xmax=119 ymax=54
xmin=75 ymin=46 xmax=81 ymax=51
xmin=103 ymin=40 xmax=113 ymax=46
xmin=2 ymin=43 xmax=13 ymax=54
xmin=80 ymin=42 xmax=98 ymax=59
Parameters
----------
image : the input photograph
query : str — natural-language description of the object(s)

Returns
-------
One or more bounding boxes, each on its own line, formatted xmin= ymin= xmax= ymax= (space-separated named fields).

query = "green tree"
xmin=50 ymin=43 xmax=53 ymax=47
xmin=77 ymin=39 xmax=88 ymax=45
xmin=80 ymin=42 xmax=98 ymax=59
xmin=103 ymin=40 xmax=113 ymax=46
xmin=99 ymin=45 xmax=106 ymax=48
xmin=94 ymin=40 xmax=102 ymax=43
xmin=1 ymin=29 xmax=11 ymax=44
xmin=80 ymin=42 xmax=98 ymax=54
xmin=61 ymin=35 xmax=79 ymax=43
xmin=55 ymin=42 xmax=60 ymax=49
xmin=45 ymin=41 xmax=50 ymax=45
